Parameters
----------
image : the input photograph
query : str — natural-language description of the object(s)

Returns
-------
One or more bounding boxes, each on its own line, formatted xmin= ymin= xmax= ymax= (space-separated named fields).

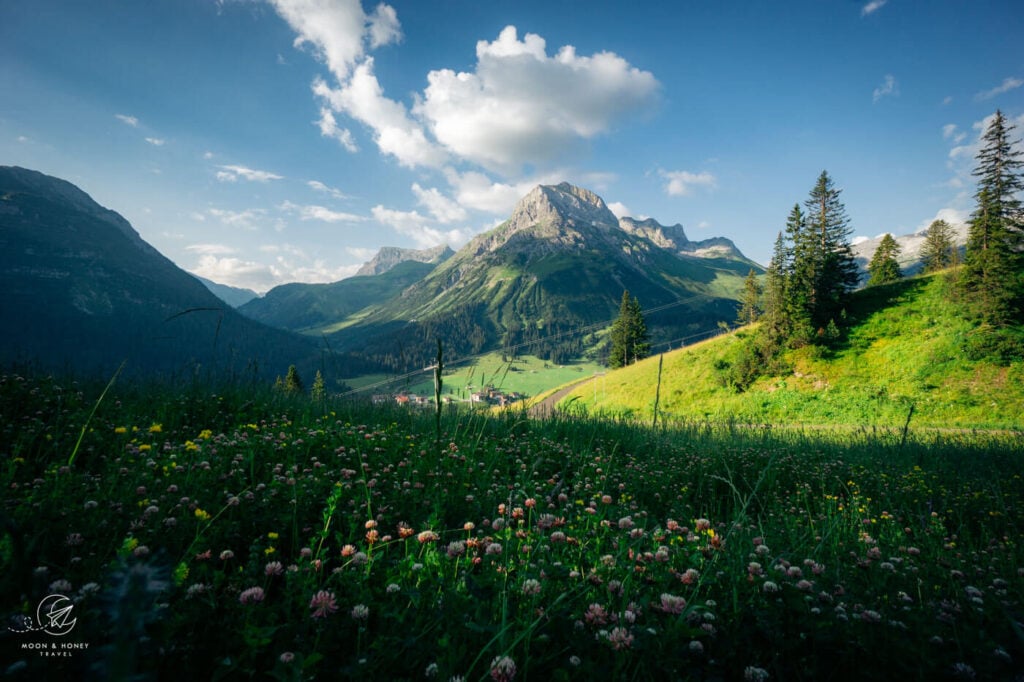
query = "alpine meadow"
xmin=2 ymin=2 xmax=1023 ymax=681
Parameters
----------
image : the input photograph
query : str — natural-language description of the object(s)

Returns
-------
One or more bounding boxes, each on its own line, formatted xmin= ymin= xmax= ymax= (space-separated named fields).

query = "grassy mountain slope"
xmin=558 ymin=273 xmax=1023 ymax=428
xmin=0 ymin=166 xmax=323 ymax=380
xmin=238 ymin=260 xmax=437 ymax=333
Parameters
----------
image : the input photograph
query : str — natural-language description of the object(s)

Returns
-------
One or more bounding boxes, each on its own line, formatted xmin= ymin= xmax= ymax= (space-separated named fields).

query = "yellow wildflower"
xmin=114 ymin=426 xmax=128 ymax=434
xmin=148 ymin=423 xmax=163 ymax=434
xmin=195 ymin=508 xmax=211 ymax=522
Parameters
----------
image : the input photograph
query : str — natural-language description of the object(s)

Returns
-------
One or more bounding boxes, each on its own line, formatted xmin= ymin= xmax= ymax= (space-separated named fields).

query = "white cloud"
xmin=607 ymin=201 xmax=631 ymax=219
xmin=659 ymin=170 xmax=716 ymax=197
xmin=872 ymin=74 xmax=899 ymax=103
xmin=145 ymin=137 xmax=166 ymax=146
xmin=203 ymin=151 xmax=215 ymax=159
xmin=861 ymin=0 xmax=887 ymax=16
xmin=914 ymin=207 xmax=969 ymax=234
xmin=267 ymin=0 xmax=396 ymax=82
xmin=414 ymin=25 xmax=659 ymax=172
xmin=185 ymin=243 xmax=236 ymax=255
xmin=974 ymin=76 xmax=1023 ymax=101
xmin=190 ymin=255 xmax=279 ymax=293
xmin=216 ymin=164 xmax=284 ymax=182
xmin=371 ymin=204 xmax=471 ymax=249
xmin=16 ymin=135 xmax=30 ymax=143
xmin=280 ymin=200 xmax=364 ymax=223
xmin=314 ymin=66 xmax=448 ymax=168
xmin=316 ymin=107 xmax=358 ymax=151
xmin=942 ymin=124 xmax=966 ymax=144
xmin=307 ymin=179 xmax=348 ymax=199
xmin=367 ymin=2 xmax=401 ymax=49
xmin=696 ymin=220 xmax=712 ymax=230
xmin=115 ymin=114 xmax=139 ymax=127
xmin=208 ymin=208 xmax=267 ymax=229
xmin=412 ymin=183 xmax=467 ymax=223
xmin=346 ymin=246 xmax=378 ymax=262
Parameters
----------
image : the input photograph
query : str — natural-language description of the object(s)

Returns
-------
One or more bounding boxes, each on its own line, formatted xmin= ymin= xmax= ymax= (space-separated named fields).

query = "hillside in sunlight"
xmin=557 ymin=272 xmax=1023 ymax=429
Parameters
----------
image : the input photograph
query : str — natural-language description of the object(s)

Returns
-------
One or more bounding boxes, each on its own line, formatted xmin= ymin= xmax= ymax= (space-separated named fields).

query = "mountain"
xmin=556 ymin=273 xmax=1023 ymax=429
xmin=852 ymin=223 xmax=968 ymax=283
xmin=195 ymin=275 xmax=259 ymax=307
xmin=0 ymin=166 xmax=323 ymax=379
xmin=355 ymin=244 xmax=453 ymax=276
xmin=329 ymin=182 xmax=760 ymax=369
xmin=238 ymin=258 xmax=441 ymax=333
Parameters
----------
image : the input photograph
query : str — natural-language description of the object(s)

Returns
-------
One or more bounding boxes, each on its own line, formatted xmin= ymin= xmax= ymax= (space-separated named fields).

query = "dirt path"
xmin=527 ymin=377 xmax=594 ymax=418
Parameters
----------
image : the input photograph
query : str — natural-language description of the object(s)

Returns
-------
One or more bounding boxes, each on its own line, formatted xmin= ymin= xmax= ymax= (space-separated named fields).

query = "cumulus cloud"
xmin=346 ymin=246 xmax=378 ymax=262
xmin=412 ymin=183 xmax=467 ymax=223
xmin=267 ymin=0 xmax=398 ymax=82
xmin=367 ymin=2 xmax=401 ymax=49
xmin=607 ymin=201 xmax=631 ymax=219
xmin=659 ymin=169 xmax=716 ymax=197
xmin=313 ymin=67 xmax=447 ymax=168
xmin=316 ymin=108 xmax=358 ymax=151
xmin=115 ymin=114 xmax=139 ymax=127
xmin=371 ymin=204 xmax=471 ymax=249
xmin=190 ymin=254 xmax=279 ymax=293
xmin=307 ymin=179 xmax=349 ymax=199
xmin=974 ymin=76 xmax=1023 ymax=101
xmin=414 ymin=26 xmax=659 ymax=172
xmin=872 ymin=74 xmax=899 ymax=102
xmin=145 ymin=137 xmax=165 ymax=146
xmin=915 ymin=207 xmax=968 ymax=234
xmin=280 ymin=200 xmax=364 ymax=223
xmin=861 ymin=0 xmax=887 ymax=16
xmin=216 ymin=164 xmax=284 ymax=182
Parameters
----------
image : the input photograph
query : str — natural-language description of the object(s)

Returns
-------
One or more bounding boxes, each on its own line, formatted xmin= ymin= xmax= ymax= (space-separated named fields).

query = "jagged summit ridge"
xmin=506 ymin=182 xmax=619 ymax=237
xmin=355 ymin=244 xmax=454 ymax=277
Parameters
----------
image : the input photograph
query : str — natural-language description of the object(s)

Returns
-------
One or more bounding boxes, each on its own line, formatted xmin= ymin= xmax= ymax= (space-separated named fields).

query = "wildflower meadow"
xmin=2 ymin=372 xmax=1023 ymax=680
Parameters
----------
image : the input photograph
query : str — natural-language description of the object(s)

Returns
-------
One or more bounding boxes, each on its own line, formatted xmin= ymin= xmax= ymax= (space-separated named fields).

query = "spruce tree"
xmin=867 ymin=233 xmax=902 ymax=286
xmin=785 ymin=202 xmax=817 ymax=345
xmin=608 ymin=291 xmax=649 ymax=369
xmin=737 ymin=269 xmax=762 ymax=326
xmin=963 ymin=110 xmax=1023 ymax=326
xmin=803 ymin=170 xmax=859 ymax=330
xmin=920 ymin=219 xmax=956 ymax=273
xmin=761 ymin=231 xmax=791 ymax=349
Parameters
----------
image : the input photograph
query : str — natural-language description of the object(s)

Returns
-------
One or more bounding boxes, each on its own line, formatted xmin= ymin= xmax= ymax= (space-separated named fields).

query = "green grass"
xmin=344 ymin=352 xmax=604 ymax=401
xmin=2 ymin=372 xmax=1023 ymax=680
xmin=559 ymin=273 xmax=1024 ymax=429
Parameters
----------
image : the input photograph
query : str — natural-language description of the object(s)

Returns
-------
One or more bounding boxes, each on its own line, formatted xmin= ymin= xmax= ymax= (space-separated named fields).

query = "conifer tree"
xmin=737 ymin=269 xmax=762 ymax=326
xmin=962 ymin=110 xmax=1023 ymax=326
xmin=867 ymin=233 xmax=902 ymax=286
xmin=785 ymin=202 xmax=817 ymax=345
xmin=920 ymin=219 xmax=956 ymax=273
xmin=760 ymin=231 xmax=791 ymax=348
xmin=803 ymin=170 xmax=859 ymax=330
xmin=608 ymin=290 xmax=649 ymax=369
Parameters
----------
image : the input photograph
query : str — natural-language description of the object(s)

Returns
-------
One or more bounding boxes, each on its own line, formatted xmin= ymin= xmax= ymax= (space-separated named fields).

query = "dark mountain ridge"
xmin=0 ymin=166 xmax=327 ymax=380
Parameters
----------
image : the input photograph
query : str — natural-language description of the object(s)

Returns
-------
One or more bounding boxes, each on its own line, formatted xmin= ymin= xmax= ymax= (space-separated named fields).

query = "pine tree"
xmin=737 ymin=269 xmax=762 ymax=326
xmin=867 ymin=233 xmax=902 ymax=286
xmin=785 ymin=202 xmax=817 ymax=345
xmin=804 ymin=170 xmax=859 ymax=330
xmin=608 ymin=290 xmax=649 ymax=369
xmin=760 ymin=231 xmax=791 ymax=349
xmin=920 ymin=219 xmax=956 ymax=273
xmin=962 ymin=110 xmax=1023 ymax=326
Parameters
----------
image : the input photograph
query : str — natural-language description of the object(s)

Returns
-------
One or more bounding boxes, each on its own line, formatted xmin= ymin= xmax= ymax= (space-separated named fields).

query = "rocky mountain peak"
xmin=506 ymin=182 xmax=620 ymax=236
xmin=356 ymin=244 xmax=454 ymax=277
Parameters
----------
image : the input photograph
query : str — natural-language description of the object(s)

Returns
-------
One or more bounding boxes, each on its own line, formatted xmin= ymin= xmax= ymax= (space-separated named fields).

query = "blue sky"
xmin=2 ymin=0 xmax=1022 ymax=293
